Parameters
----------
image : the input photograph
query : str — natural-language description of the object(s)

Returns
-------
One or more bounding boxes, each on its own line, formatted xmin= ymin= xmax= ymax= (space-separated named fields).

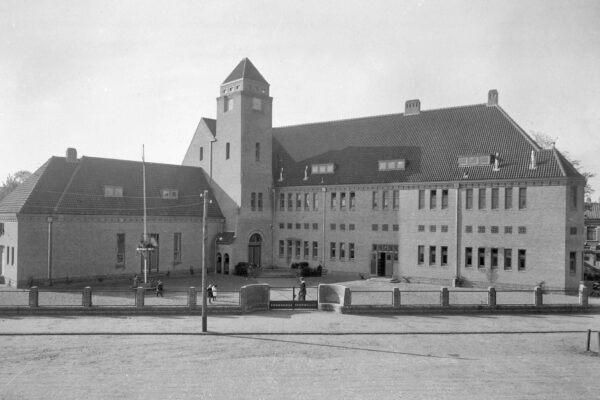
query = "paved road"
xmin=1 ymin=313 xmax=600 ymax=399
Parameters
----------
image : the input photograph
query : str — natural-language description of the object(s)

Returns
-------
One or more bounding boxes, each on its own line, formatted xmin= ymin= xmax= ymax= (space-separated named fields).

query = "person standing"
xmin=132 ymin=274 xmax=139 ymax=289
xmin=207 ymin=284 xmax=214 ymax=303
xmin=155 ymin=280 xmax=163 ymax=297
xmin=212 ymin=285 xmax=218 ymax=302
xmin=298 ymin=277 xmax=307 ymax=301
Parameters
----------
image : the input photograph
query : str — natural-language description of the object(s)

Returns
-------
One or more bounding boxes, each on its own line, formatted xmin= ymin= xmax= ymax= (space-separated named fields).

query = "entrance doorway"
xmin=370 ymin=244 xmax=398 ymax=277
xmin=141 ymin=234 xmax=159 ymax=273
xmin=248 ymin=233 xmax=262 ymax=267
xmin=216 ymin=253 xmax=222 ymax=273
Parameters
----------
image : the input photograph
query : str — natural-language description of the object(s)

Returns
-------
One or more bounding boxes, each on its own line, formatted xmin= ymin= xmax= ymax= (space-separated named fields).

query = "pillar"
xmin=188 ymin=287 xmax=197 ymax=310
xmin=488 ymin=287 xmax=496 ymax=307
xmin=135 ymin=287 xmax=145 ymax=308
xmin=393 ymin=288 xmax=401 ymax=308
xmin=441 ymin=287 xmax=449 ymax=307
xmin=29 ymin=286 xmax=39 ymax=308
xmin=534 ymin=286 xmax=543 ymax=306
xmin=83 ymin=286 xmax=92 ymax=307
xmin=579 ymin=283 xmax=588 ymax=307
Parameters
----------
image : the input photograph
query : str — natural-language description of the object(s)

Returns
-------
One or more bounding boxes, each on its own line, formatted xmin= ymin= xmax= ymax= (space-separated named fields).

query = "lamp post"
xmin=201 ymin=190 xmax=209 ymax=332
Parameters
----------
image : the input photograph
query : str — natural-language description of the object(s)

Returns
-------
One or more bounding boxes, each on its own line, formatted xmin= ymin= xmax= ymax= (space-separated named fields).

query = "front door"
xmin=141 ymin=234 xmax=159 ymax=273
xmin=248 ymin=233 xmax=262 ymax=266
xmin=377 ymin=252 xmax=386 ymax=276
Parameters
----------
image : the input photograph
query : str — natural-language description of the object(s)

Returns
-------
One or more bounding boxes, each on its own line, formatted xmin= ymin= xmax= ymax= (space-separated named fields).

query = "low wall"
xmin=240 ymin=284 xmax=270 ymax=313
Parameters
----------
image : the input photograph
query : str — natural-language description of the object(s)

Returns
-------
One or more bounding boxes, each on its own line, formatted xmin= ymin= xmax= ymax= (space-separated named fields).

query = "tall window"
xmin=199 ymin=146 xmax=204 ymax=161
xmin=312 ymin=241 xmax=318 ymax=259
xmin=330 ymin=242 xmax=336 ymax=259
xmin=491 ymin=248 xmax=498 ymax=269
xmin=518 ymin=187 xmax=527 ymax=209
xmin=518 ymin=249 xmax=526 ymax=271
xmin=255 ymin=142 xmax=260 ymax=162
xmin=587 ymin=227 xmax=597 ymax=241
xmin=418 ymin=190 xmax=425 ymax=209
xmin=478 ymin=188 xmax=486 ymax=209
xmin=478 ymin=248 xmax=485 ymax=269
xmin=441 ymin=246 xmax=448 ymax=266
xmin=287 ymin=240 xmax=292 ymax=258
xmin=429 ymin=246 xmax=436 ymax=265
xmin=257 ymin=193 xmax=263 ymax=211
xmin=296 ymin=193 xmax=302 ymax=211
xmin=279 ymin=193 xmax=285 ymax=210
xmin=372 ymin=191 xmax=379 ymax=209
xmin=173 ymin=233 xmax=182 ymax=263
xmin=349 ymin=243 xmax=355 ymax=260
xmin=287 ymin=193 xmax=293 ymax=211
xmin=430 ymin=190 xmax=437 ymax=209
xmin=571 ymin=186 xmax=578 ymax=209
xmin=226 ymin=142 xmax=230 ymax=160
xmin=313 ymin=192 xmax=319 ymax=211
xmin=251 ymin=192 xmax=256 ymax=211
xmin=382 ymin=190 xmax=389 ymax=210
xmin=504 ymin=249 xmax=512 ymax=270
xmin=331 ymin=192 xmax=337 ymax=209
xmin=569 ymin=252 xmax=576 ymax=274
xmin=505 ymin=187 xmax=513 ymax=209
xmin=304 ymin=241 xmax=309 ymax=259
xmin=465 ymin=247 xmax=472 ymax=268
xmin=441 ymin=189 xmax=448 ymax=209
xmin=339 ymin=243 xmax=346 ymax=260
xmin=393 ymin=190 xmax=399 ymax=210
xmin=117 ymin=233 xmax=125 ymax=265
xmin=418 ymin=245 xmax=425 ymax=264
xmin=279 ymin=240 xmax=284 ymax=257
xmin=466 ymin=189 xmax=473 ymax=210
xmin=304 ymin=193 xmax=310 ymax=211
xmin=491 ymin=188 xmax=499 ymax=209
xmin=350 ymin=192 xmax=356 ymax=210
xmin=340 ymin=192 xmax=347 ymax=210
xmin=295 ymin=241 xmax=301 ymax=258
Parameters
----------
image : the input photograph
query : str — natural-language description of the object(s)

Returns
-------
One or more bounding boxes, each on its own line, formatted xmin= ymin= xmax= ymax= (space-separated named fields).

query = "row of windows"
xmin=464 ymin=225 xmax=526 ymax=234
xmin=104 ymin=186 xmax=179 ymax=199
xmin=116 ymin=233 xmax=181 ymax=265
xmin=277 ymin=240 xmax=357 ymax=262
xmin=278 ymin=190 xmax=402 ymax=212
xmin=418 ymin=187 xmax=528 ymax=210
xmin=279 ymin=192 xmax=321 ymax=211
xmin=250 ymin=192 xmax=264 ymax=211
xmin=372 ymin=224 xmax=400 ymax=232
xmin=464 ymin=247 xmax=526 ymax=270
xmin=278 ymin=222 xmax=401 ymax=232
xmin=372 ymin=190 xmax=400 ymax=210
xmin=417 ymin=245 xmax=449 ymax=266
xmin=418 ymin=189 xmax=449 ymax=210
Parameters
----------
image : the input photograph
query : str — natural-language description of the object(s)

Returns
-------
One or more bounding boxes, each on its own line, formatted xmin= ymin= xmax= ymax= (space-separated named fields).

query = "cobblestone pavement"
xmin=1 ymin=313 xmax=600 ymax=400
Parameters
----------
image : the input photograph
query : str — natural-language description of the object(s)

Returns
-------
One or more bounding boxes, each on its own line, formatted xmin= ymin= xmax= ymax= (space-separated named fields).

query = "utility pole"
xmin=201 ymin=189 xmax=208 ymax=332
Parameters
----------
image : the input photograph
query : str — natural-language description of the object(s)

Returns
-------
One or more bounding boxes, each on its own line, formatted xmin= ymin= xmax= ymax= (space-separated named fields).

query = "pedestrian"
xmin=207 ymin=284 xmax=214 ymax=303
xmin=132 ymin=274 xmax=139 ymax=288
xmin=298 ymin=277 xmax=307 ymax=301
xmin=212 ymin=285 xmax=218 ymax=302
xmin=155 ymin=280 xmax=163 ymax=297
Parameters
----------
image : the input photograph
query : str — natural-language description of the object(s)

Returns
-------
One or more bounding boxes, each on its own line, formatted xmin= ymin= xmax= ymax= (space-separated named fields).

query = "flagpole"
xmin=143 ymin=145 xmax=148 ymax=284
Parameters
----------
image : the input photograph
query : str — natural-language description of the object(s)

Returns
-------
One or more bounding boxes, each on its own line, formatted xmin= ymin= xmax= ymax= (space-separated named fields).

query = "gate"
xmin=269 ymin=287 xmax=318 ymax=310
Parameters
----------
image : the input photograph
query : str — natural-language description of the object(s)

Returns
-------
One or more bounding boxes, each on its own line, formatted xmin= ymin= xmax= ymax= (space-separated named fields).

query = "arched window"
xmin=224 ymin=254 xmax=230 ymax=274
xmin=216 ymin=252 xmax=222 ymax=274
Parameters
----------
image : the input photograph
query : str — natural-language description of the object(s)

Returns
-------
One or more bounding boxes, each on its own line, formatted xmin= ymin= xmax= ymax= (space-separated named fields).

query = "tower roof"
xmin=222 ymin=58 xmax=268 ymax=85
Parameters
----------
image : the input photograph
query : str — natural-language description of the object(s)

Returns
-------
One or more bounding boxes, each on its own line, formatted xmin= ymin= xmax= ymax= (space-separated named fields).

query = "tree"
xmin=0 ymin=170 xmax=32 ymax=201
xmin=530 ymin=131 xmax=595 ymax=196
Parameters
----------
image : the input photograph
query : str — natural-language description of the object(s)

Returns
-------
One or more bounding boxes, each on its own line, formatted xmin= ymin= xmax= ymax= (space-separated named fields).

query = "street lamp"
xmin=200 ymin=190 xmax=211 ymax=332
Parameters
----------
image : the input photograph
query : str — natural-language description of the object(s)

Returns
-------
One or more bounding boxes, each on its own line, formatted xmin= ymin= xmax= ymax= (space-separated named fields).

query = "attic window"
xmin=104 ymin=186 xmax=123 ymax=197
xmin=458 ymin=155 xmax=492 ymax=167
xmin=378 ymin=159 xmax=406 ymax=171
xmin=162 ymin=189 xmax=179 ymax=199
xmin=311 ymin=163 xmax=335 ymax=174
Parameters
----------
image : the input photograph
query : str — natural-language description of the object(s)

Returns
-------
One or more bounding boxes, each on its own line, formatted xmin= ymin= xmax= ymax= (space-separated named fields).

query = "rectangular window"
xmin=518 ymin=249 xmax=526 ymax=271
xmin=504 ymin=249 xmax=512 ymax=270
xmin=418 ymin=190 xmax=425 ymax=209
xmin=478 ymin=188 xmax=486 ymax=209
xmin=518 ymin=187 xmax=527 ymax=209
xmin=287 ymin=240 xmax=292 ymax=258
xmin=465 ymin=247 xmax=472 ymax=268
xmin=478 ymin=226 xmax=485 ymax=234
xmin=330 ymin=242 xmax=336 ymax=259
xmin=11 ymin=247 xmax=14 ymax=265
xmin=173 ymin=233 xmax=182 ymax=263
xmin=295 ymin=241 xmax=301 ymax=258
xmin=569 ymin=252 xmax=576 ymax=274
xmin=257 ymin=193 xmax=263 ymax=211
xmin=418 ymin=225 xmax=425 ymax=232
xmin=429 ymin=246 xmax=436 ymax=265
xmin=505 ymin=226 xmax=513 ymax=234
xmin=372 ymin=224 xmax=379 ymax=231
xmin=587 ymin=227 xmax=597 ymax=241
xmin=340 ymin=192 xmax=347 ymax=210
xmin=382 ymin=224 xmax=389 ymax=231
xmin=161 ymin=189 xmax=179 ymax=199
xmin=349 ymin=192 xmax=356 ymax=210
xmin=349 ymin=224 xmax=355 ymax=230
xmin=304 ymin=241 xmax=309 ymax=259
xmin=287 ymin=223 xmax=292 ymax=229
xmin=226 ymin=142 xmax=230 ymax=160
xmin=393 ymin=190 xmax=399 ymax=210
xmin=338 ymin=223 xmax=345 ymax=231
xmin=478 ymin=248 xmax=485 ymax=269
xmin=331 ymin=192 xmax=337 ymax=210
xmin=279 ymin=222 xmax=284 ymax=229
xmin=312 ymin=241 xmax=318 ymax=259
xmin=393 ymin=224 xmax=399 ymax=231
xmin=250 ymin=192 xmax=256 ymax=211
xmin=0 ymin=222 xmax=4 ymax=236
xmin=349 ymin=243 xmax=355 ymax=260
xmin=382 ymin=190 xmax=389 ymax=210
xmin=295 ymin=223 xmax=301 ymax=230
xmin=117 ymin=233 xmax=125 ymax=265
xmin=312 ymin=223 xmax=318 ymax=230
xmin=255 ymin=142 xmax=260 ymax=162
xmin=279 ymin=193 xmax=285 ymax=210
xmin=279 ymin=240 xmax=284 ymax=258
xmin=441 ymin=189 xmax=448 ymax=209
xmin=491 ymin=188 xmax=499 ymax=209
xmin=571 ymin=186 xmax=578 ymax=209
xmin=313 ymin=192 xmax=319 ymax=211
xmin=430 ymin=190 xmax=437 ymax=209
xmin=330 ymin=223 xmax=336 ymax=231
xmin=491 ymin=248 xmax=498 ymax=269
xmin=372 ymin=191 xmax=379 ymax=209
xmin=429 ymin=225 xmax=436 ymax=233
xmin=296 ymin=193 xmax=302 ymax=211
xmin=199 ymin=146 xmax=204 ymax=161
xmin=304 ymin=223 xmax=309 ymax=230
xmin=466 ymin=189 xmax=473 ymax=209
xmin=570 ymin=227 xmax=577 ymax=235
xmin=104 ymin=186 xmax=123 ymax=197
xmin=465 ymin=225 xmax=473 ymax=233
xmin=287 ymin=193 xmax=293 ymax=211
xmin=491 ymin=226 xmax=499 ymax=234
xmin=418 ymin=245 xmax=425 ymax=265
xmin=518 ymin=226 xmax=526 ymax=234
xmin=339 ymin=243 xmax=346 ymax=260
xmin=304 ymin=193 xmax=310 ymax=211
xmin=441 ymin=246 xmax=448 ymax=266
xmin=505 ymin=187 xmax=513 ymax=209
xmin=441 ymin=225 xmax=448 ymax=233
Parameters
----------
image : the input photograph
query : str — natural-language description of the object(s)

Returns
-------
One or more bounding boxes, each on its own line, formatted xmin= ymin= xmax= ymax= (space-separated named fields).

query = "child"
xmin=212 ymin=285 xmax=218 ymax=302
xmin=207 ymin=285 xmax=214 ymax=303
xmin=155 ymin=280 xmax=163 ymax=297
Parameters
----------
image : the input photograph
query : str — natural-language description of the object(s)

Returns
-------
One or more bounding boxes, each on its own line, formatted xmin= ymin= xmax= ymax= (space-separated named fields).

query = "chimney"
xmin=66 ymin=148 xmax=78 ymax=163
xmin=405 ymin=99 xmax=421 ymax=116
xmin=529 ymin=150 xmax=537 ymax=170
xmin=487 ymin=89 xmax=498 ymax=106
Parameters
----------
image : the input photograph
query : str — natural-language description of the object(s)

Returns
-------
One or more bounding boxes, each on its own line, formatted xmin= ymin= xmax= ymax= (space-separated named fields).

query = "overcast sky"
xmin=1 ymin=0 xmax=599 ymax=196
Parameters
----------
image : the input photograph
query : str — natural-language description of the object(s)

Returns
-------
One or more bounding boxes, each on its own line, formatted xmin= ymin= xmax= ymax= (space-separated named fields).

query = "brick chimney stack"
xmin=66 ymin=148 xmax=78 ymax=163
xmin=487 ymin=89 xmax=498 ymax=106
xmin=405 ymin=99 xmax=421 ymax=116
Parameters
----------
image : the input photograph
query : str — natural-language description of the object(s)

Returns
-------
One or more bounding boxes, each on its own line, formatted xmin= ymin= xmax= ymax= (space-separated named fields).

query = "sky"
xmin=1 ymin=0 xmax=600 ymax=196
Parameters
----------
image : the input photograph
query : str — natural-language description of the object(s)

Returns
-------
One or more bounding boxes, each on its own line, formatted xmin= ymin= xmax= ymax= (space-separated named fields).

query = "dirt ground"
xmin=1 ymin=313 xmax=600 ymax=400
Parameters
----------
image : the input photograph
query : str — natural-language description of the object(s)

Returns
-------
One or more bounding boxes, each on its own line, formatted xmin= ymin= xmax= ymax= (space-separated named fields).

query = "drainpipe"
xmin=47 ymin=216 xmax=53 ymax=286
xmin=321 ymin=187 xmax=326 ymax=267
xmin=454 ymin=184 xmax=461 ymax=281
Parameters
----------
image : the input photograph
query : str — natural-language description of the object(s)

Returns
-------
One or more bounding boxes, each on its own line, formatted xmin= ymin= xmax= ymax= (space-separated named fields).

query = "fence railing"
xmin=270 ymin=286 xmax=318 ymax=301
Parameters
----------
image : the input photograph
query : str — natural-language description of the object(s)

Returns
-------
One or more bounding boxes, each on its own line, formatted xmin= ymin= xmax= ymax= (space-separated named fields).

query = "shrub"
xmin=234 ymin=262 xmax=250 ymax=276
xmin=298 ymin=262 xmax=322 ymax=277
xmin=290 ymin=262 xmax=299 ymax=269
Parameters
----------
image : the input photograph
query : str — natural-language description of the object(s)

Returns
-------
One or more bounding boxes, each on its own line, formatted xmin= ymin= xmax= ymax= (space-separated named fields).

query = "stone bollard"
xmin=488 ymin=287 xmax=496 ymax=307
xmin=83 ymin=286 xmax=92 ymax=307
xmin=579 ymin=283 xmax=588 ymax=307
xmin=29 ymin=286 xmax=39 ymax=308
xmin=343 ymin=287 xmax=352 ymax=307
xmin=534 ymin=286 xmax=543 ymax=306
xmin=393 ymin=287 xmax=401 ymax=308
xmin=188 ymin=287 xmax=197 ymax=310
xmin=441 ymin=287 xmax=449 ymax=307
xmin=135 ymin=287 xmax=145 ymax=308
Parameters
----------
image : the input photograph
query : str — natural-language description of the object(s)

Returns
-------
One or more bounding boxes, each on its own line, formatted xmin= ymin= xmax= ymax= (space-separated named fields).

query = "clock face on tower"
xmin=252 ymin=97 xmax=262 ymax=111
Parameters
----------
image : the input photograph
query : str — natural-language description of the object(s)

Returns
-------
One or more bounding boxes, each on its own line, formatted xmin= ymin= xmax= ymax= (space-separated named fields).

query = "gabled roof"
xmin=222 ymin=58 xmax=268 ymax=85
xmin=0 ymin=155 xmax=223 ymax=218
xmin=202 ymin=118 xmax=216 ymax=137
xmin=272 ymin=104 xmax=585 ymax=187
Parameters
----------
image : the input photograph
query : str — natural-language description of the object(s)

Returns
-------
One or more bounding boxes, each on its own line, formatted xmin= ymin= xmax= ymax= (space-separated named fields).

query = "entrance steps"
xmin=257 ymin=266 xmax=298 ymax=278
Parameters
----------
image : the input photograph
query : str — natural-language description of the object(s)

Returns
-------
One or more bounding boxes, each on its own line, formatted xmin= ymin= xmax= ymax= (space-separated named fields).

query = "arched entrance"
xmin=224 ymin=254 xmax=230 ymax=275
xmin=216 ymin=252 xmax=222 ymax=273
xmin=248 ymin=233 xmax=262 ymax=267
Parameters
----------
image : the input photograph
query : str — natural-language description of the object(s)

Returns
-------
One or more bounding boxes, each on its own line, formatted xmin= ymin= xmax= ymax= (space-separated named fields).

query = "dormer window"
xmin=162 ymin=189 xmax=179 ymax=199
xmin=311 ymin=163 xmax=335 ymax=174
xmin=458 ymin=155 xmax=492 ymax=167
xmin=104 ymin=186 xmax=123 ymax=197
xmin=378 ymin=159 xmax=406 ymax=171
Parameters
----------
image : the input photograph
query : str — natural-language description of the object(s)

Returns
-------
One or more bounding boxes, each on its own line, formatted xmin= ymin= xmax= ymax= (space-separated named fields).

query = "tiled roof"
xmin=0 ymin=156 xmax=223 ymax=218
xmin=222 ymin=58 xmax=268 ymax=84
xmin=585 ymin=203 xmax=600 ymax=220
xmin=272 ymin=104 xmax=584 ymax=187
